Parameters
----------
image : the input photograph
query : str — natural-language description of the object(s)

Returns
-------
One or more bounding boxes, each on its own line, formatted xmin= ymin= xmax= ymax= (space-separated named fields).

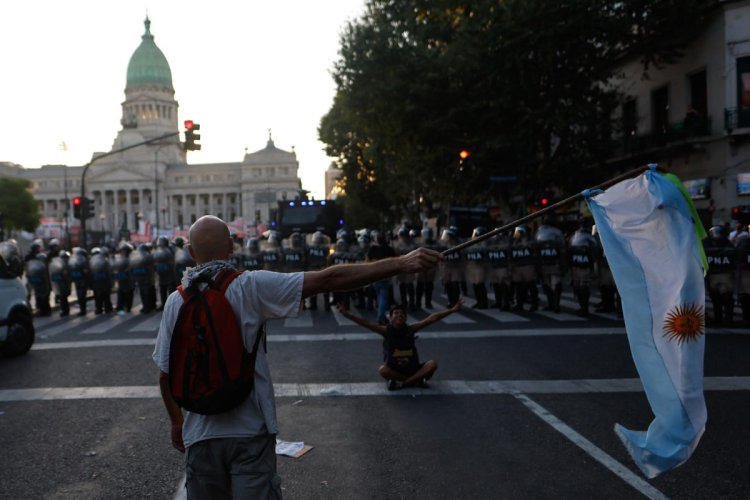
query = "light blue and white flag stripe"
xmin=583 ymin=166 xmax=707 ymax=479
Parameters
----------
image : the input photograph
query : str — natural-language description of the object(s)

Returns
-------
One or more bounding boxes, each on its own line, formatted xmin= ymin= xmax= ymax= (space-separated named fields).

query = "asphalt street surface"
xmin=1 ymin=288 xmax=749 ymax=499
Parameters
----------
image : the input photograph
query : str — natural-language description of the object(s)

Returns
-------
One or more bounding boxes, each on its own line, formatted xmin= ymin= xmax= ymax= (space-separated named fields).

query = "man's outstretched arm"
xmin=302 ymin=247 xmax=442 ymax=298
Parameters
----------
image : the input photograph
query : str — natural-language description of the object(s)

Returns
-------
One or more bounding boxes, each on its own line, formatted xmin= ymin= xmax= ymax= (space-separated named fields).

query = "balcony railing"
xmin=616 ymin=115 xmax=712 ymax=157
xmin=724 ymin=107 xmax=750 ymax=131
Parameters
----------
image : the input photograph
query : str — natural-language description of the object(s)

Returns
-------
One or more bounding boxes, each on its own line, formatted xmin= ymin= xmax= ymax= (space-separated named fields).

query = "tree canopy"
xmin=0 ymin=177 xmax=41 ymax=233
xmin=320 ymin=0 xmax=713 ymax=228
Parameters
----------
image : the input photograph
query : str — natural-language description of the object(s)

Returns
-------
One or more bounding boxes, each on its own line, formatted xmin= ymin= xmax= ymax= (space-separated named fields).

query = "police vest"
xmin=307 ymin=247 xmax=328 ymax=267
xmin=242 ymin=255 xmax=262 ymax=271
xmin=444 ymin=250 xmax=462 ymax=263
xmin=487 ymin=248 xmax=509 ymax=268
xmin=569 ymin=246 xmax=594 ymax=268
xmin=283 ymin=250 xmax=304 ymax=266
xmin=262 ymin=251 xmax=281 ymax=267
xmin=538 ymin=244 xmax=561 ymax=266
xmin=706 ymin=246 xmax=735 ymax=273
xmin=511 ymin=244 xmax=535 ymax=266
xmin=464 ymin=249 xmax=485 ymax=263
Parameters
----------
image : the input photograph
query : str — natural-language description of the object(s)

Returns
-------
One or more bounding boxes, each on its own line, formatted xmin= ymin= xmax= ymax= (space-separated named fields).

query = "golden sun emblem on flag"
xmin=662 ymin=303 xmax=705 ymax=343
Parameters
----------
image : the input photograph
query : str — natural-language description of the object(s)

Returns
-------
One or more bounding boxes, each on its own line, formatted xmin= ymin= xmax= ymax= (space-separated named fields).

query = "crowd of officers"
xmin=16 ymin=218 xmax=750 ymax=326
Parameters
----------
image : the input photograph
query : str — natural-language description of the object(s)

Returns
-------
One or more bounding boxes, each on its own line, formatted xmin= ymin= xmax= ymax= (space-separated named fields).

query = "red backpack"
xmin=169 ymin=269 xmax=265 ymax=415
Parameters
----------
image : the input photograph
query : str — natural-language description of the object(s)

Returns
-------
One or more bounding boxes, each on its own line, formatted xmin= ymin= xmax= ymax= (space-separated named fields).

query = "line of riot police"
xmin=20 ymin=236 xmax=196 ymax=318
xmin=704 ymin=224 xmax=750 ymax=327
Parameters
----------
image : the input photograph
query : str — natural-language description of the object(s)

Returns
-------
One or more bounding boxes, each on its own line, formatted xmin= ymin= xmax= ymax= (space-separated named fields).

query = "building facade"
xmin=607 ymin=0 xmax=750 ymax=227
xmin=5 ymin=18 xmax=301 ymax=243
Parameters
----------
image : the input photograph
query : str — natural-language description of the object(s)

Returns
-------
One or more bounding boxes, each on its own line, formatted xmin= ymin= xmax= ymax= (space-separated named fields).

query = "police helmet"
xmin=246 ymin=237 xmax=261 ymax=254
xmin=398 ymin=226 xmax=409 ymax=238
xmin=409 ymin=229 xmax=419 ymax=238
xmin=0 ymin=241 xmax=23 ymax=278
xmin=267 ymin=231 xmax=281 ymax=246
xmin=157 ymin=236 xmax=170 ymax=248
xmin=90 ymin=247 xmax=101 ymax=255
xmin=513 ymin=225 xmax=529 ymax=239
xmin=30 ymin=242 xmax=42 ymax=253
xmin=173 ymin=236 xmax=186 ymax=248
xmin=335 ymin=238 xmax=348 ymax=253
xmin=99 ymin=246 xmax=110 ymax=257
xmin=471 ymin=226 xmax=487 ymax=239
xmin=137 ymin=244 xmax=149 ymax=253
xmin=74 ymin=247 xmax=88 ymax=257
xmin=35 ymin=252 xmax=47 ymax=262
xmin=59 ymin=250 xmax=71 ymax=260
xmin=709 ymin=225 xmax=725 ymax=239
xmin=290 ymin=232 xmax=304 ymax=249
xmin=118 ymin=242 xmax=134 ymax=254
xmin=48 ymin=238 xmax=60 ymax=248
xmin=421 ymin=227 xmax=433 ymax=241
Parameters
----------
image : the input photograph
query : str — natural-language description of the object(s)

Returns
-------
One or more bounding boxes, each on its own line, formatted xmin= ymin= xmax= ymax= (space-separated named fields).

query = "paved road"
xmin=1 ymin=289 xmax=749 ymax=499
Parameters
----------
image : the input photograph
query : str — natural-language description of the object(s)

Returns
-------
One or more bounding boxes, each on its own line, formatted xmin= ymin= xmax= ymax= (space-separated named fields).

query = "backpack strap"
xmin=214 ymin=269 xmax=242 ymax=293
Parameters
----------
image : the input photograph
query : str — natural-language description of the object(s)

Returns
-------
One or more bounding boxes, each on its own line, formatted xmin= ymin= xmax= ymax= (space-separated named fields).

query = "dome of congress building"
xmin=126 ymin=17 xmax=173 ymax=88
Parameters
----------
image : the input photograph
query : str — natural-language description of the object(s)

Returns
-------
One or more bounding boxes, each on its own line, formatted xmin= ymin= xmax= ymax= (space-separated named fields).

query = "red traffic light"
xmin=73 ymin=197 xmax=81 ymax=206
xmin=541 ymin=197 xmax=549 ymax=206
xmin=733 ymin=206 xmax=740 ymax=216
xmin=459 ymin=149 xmax=470 ymax=160
xmin=184 ymin=120 xmax=194 ymax=130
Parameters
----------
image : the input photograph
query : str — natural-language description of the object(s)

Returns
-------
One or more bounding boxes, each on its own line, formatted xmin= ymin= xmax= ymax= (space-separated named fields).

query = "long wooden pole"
xmin=442 ymin=164 xmax=653 ymax=255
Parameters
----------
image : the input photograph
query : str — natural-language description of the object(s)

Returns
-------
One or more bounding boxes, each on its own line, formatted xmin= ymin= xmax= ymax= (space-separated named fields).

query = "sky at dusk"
xmin=0 ymin=1 xmax=367 ymax=198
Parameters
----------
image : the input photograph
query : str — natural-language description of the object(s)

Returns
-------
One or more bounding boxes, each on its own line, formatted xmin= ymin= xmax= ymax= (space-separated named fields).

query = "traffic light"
xmin=83 ymin=197 xmax=95 ymax=220
xmin=73 ymin=197 xmax=82 ymax=219
xmin=184 ymin=120 xmax=201 ymax=151
xmin=540 ymin=197 xmax=550 ymax=206
xmin=459 ymin=149 xmax=470 ymax=161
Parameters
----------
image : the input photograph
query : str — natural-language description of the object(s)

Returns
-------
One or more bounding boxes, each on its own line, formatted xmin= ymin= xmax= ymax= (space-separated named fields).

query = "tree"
xmin=0 ymin=177 xmax=41 ymax=232
xmin=320 ymin=0 xmax=713 ymax=224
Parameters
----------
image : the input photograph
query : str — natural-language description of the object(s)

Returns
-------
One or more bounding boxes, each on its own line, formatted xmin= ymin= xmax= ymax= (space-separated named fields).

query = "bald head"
xmin=187 ymin=215 xmax=233 ymax=264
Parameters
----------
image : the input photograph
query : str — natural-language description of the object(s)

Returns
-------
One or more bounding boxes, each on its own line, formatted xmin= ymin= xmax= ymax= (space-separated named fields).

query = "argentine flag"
xmin=584 ymin=166 xmax=707 ymax=479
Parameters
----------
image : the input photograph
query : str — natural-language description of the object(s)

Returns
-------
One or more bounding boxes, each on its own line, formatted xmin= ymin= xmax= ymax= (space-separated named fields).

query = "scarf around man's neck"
xmin=181 ymin=259 xmax=237 ymax=292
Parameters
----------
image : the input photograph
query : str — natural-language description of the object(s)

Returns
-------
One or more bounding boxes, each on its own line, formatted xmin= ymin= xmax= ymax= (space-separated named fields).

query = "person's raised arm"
xmin=303 ymin=247 xmax=442 ymax=298
xmin=410 ymin=299 xmax=463 ymax=333
xmin=336 ymin=302 xmax=387 ymax=337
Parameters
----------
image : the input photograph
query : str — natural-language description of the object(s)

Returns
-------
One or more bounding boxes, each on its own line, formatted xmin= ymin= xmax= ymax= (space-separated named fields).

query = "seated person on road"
xmin=337 ymin=300 xmax=462 ymax=390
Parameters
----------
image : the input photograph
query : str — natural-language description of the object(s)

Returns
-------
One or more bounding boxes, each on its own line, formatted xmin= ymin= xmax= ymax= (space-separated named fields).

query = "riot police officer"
xmin=306 ymin=231 xmax=331 ymax=310
xmin=535 ymin=222 xmax=566 ymax=313
xmin=705 ymin=225 xmax=736 ymax=325
xmin=735 ymin=230 xmax=750 ymax=326
xmin=440 ymin=226 xmax=463 ymax=308
xmin=568 ymin=222 xmax=600 ymax=317
xmin=283 ymin=232 xmax=306 ymax=274
xmin=113 ymin=242 xmax=134 ymax=314
xmin=69 ymin=247 xmax=90 ymax=316
xmin=243 ymin=237 xmax=263 ymax=272
xmin=153 ymin=236 xmax=176 ymax=311
xmin=130 ymin=243 xmax=157 ymax=314
xmin=592 ymin=225 xmax=620 ymax=316
xmin=89 ymin=247 xmax=113 ymax=314
xmin=416 ymin=228 xmax=439 ymax=309
xmin=394 ymin=226 xmax=417 ymax=310
xmin=262 ymin=231 xmax=284 ymax=272
xmin=330 ymin=237 xmax=354 ymax=308
xmin=487 ymin=231 xmax=512 ymax=310
xmin=173 ymin=237 xmax=195 ymax=284
xmin=464 ymin=227 xmax=489 ymax=309
xmin=26 ymin=253 xmax=51 ymax=317
xmin=229 ymin=236 xmax=244 ymax=271
xmin=510 ymin=225 xmax=539 ymax=312
xmin=49 ymin=250 xmax=71 ymax=317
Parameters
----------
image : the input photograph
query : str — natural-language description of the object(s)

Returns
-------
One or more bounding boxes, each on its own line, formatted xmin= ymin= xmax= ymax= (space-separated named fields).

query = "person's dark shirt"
xmin=366 ymin=244 xmax=396 ymax=261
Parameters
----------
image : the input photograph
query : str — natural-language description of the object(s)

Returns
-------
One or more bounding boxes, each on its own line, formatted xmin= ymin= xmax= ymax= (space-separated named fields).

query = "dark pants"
xmin=94 ymin=288 xmax=113 ymax=314
xmin=185 ymin=434 xmax=281 ymax=500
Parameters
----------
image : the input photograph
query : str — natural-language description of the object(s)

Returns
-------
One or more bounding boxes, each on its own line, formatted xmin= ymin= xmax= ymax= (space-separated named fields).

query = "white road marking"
xmin=3 ymin=377 xmax=749 ymax=402
xmin=513 ymin=393 xmax=669 ymax=500
xmin=35 ymin=315 xmax=90 ymax=339
xmin=535 ymin=310 xmax=582 ymax=321
xmin=128 ymin=313 xmax=163 ymax=332
xmin=469 ymin=307 xmax=530 ymax=323
xmin=80 ymin=315 xmax=129 ymax=334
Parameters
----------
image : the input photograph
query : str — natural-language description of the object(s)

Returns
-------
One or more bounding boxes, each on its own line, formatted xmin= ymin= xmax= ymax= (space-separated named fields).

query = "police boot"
xmin=596 ymin=286 xmax=615 ymax=313
xmin=424 ymin=282 xmax=434 ymax=309
xmin=308 ymin=295 xmax=318 ymax=310
xmin=740 ymin=294 xmax=750 ymax=327
xmin=473 ymin=283 xmax=488 ymax=309
xmin=577 ymin=287 xmax=590 ymax=317
xmin=528 ymin=282 xmax=539 ymax=312
xmin=543 ymin=286 xmax=554 ymax=311
xmin=492 ymin=284 xmax=503 ymax=309
xmin=447 ymin=282 xmax=460 ymax=308
xmin=553 ymin=284 xmax=562 ymax=314
xmin=512 ymin=283 xmax=526 ymax=311
xmin=324 ymin=292 xmax=332 ymax=311
xmin=723 ymin=293 xmax=734 ymax=326
xmin=415 ymin=282 xmax=424 ymax=310
xmin=710 ymin=292 xmax=723 ymax=326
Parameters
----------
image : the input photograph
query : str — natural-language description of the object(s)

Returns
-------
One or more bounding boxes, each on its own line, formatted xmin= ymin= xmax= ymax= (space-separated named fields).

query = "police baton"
xmin=442 ymin=164 xmax=654 ymax=255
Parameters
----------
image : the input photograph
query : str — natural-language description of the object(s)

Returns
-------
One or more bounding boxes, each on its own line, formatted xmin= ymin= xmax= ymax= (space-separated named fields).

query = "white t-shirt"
xmin=152 ymin=270 xmax=303 ymax=448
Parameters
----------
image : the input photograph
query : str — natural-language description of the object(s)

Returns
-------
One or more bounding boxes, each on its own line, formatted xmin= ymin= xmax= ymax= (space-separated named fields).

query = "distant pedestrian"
xmin=337 ymin=299 xmax=462 ymax=390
